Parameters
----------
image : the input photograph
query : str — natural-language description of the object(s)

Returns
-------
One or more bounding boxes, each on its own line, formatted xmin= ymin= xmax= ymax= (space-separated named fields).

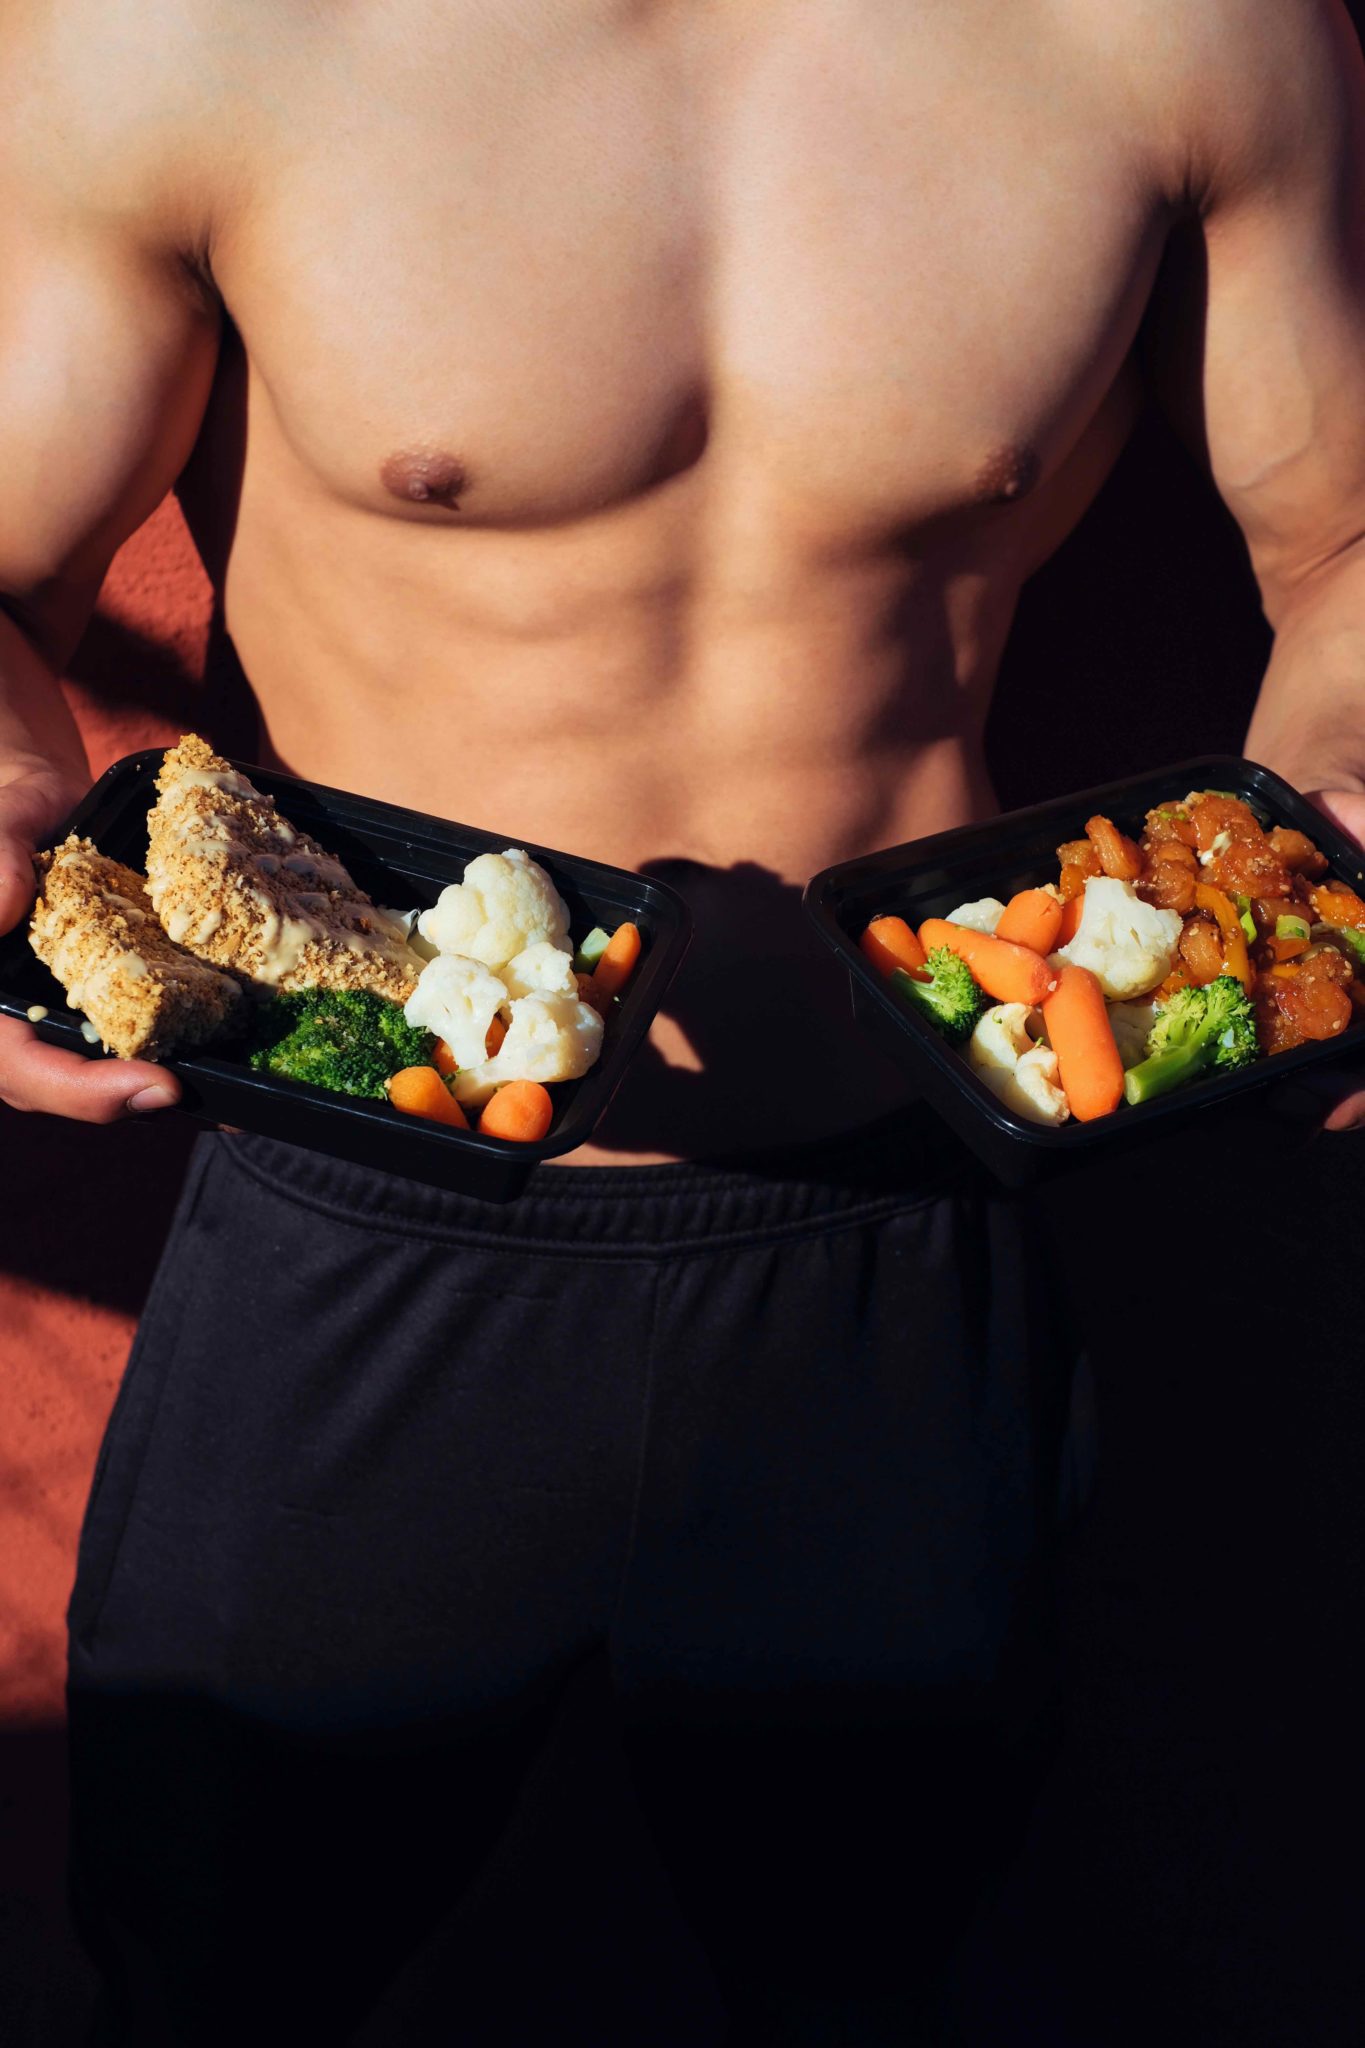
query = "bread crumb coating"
xmin=29 ymin=837 xmax=245 ymax=1060
xmin=144 ymin=735 xmax=420 ymax=1002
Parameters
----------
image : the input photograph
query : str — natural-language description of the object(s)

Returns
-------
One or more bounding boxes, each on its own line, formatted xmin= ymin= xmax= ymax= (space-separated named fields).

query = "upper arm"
xmin=0 ymin=7 xmax=221 ymax=668
xmin=1142 ymin=0 xmax=1365 ymax=624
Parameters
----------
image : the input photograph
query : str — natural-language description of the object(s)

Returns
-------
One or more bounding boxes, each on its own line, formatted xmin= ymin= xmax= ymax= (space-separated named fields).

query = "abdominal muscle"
xmin=214 ymin=454 xmax=1021 ymax=1164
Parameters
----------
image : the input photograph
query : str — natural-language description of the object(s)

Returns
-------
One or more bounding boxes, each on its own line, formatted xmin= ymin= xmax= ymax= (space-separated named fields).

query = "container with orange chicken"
xmin=835 ymin=776 xmax=1365 ymax=1136
xmin=802 ymin=765 xmax=1365 ymax=1187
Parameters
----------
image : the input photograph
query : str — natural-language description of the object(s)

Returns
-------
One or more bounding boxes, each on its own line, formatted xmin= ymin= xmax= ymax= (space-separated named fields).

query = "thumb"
xmin=0 ymin=767 xmax=83 ymax=935
xmin=1306 ymin=789 xmax=1365 ymax=855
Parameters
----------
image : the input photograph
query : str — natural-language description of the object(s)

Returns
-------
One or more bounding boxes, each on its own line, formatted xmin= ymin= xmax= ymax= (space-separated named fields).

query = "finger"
xmin=0 ymin=1016 xmax=180 ymax=1123
xmin=1323 ymin=1088 xmax=1365 ymax=1133
xmin=0 ymin=763 xmax=85 ymax=931
xmin=0 ymin=829 xmax=37 ymax=938
xmin=1306 ymin=790 xmax=1365 ymax=853
xmin=1268 ymin=1067 xmax=1365 ymax=1132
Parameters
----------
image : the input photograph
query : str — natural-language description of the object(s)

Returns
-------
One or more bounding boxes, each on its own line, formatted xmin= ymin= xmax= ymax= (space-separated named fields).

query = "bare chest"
xmin=211 ymin=1 xmax=1170 ymax=538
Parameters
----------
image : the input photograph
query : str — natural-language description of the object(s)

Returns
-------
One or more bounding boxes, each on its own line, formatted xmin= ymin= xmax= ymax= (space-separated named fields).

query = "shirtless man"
xmin=4 ymin=1 xmax=1365 ymax=2040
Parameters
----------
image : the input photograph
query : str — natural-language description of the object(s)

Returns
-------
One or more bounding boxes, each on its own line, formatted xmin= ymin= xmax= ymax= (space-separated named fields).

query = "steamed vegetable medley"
xmin=859 ymin=790 xmax=1365 ymax=1126
xmin=250 ymin=847 xmax=641 ymax=1141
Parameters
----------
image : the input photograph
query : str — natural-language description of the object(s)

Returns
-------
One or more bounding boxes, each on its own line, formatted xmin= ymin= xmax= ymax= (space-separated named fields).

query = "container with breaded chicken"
xmin=0 ymin=739 xmax=691 ymax=1200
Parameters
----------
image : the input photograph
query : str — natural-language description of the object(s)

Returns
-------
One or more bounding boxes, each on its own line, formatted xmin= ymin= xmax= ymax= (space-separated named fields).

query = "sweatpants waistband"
xmin=219 ymin=1105 xmax=976 ymax=1257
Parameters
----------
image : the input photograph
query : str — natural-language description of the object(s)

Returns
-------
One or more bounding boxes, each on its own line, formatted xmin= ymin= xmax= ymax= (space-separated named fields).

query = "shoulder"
xmin=1053 ymin=0 xmax=1362 ymax=209
xmin=0 ymin=0 xmax=296 ymax=260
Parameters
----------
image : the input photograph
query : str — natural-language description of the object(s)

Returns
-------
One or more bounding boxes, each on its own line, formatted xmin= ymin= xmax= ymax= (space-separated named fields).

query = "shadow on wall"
xmin=0 ymin=1114 xmax=199 ymax=1313
xmin=66 ymin=613 xmax=214 ymax=739
xmin=987 ymin=405 xmax=1270 ymax=803
xmin=65 ymin=605 xmax=259 ymax=775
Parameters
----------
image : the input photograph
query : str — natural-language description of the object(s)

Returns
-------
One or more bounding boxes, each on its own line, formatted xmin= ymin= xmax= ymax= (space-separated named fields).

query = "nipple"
xmin=380 ymin=450 xmax=469 ymax=510
xmin=974 ymin=442 xmax=1042 ymax=506
xmin=653 ymin=392 xmax=710 ymax=484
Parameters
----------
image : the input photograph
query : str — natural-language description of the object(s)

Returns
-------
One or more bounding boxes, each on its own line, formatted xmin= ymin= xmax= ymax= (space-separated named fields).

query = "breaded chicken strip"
xmin=144 ymin=735 xmax=421 ymax=1001
xmin=29 ymin=837 xmax=245 ymax=1060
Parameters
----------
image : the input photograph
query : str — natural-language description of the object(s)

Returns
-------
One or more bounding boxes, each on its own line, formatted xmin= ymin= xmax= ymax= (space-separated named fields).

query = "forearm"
xmin=0 ymin=600 xmax=88 ymax=792
xmin=1246 ymin=546 xmax=1365 ymax=796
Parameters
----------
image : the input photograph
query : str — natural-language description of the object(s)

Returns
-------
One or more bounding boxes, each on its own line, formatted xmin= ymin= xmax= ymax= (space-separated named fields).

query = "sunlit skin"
xmin=4 ymin=0 xmax=1365 ymax=1155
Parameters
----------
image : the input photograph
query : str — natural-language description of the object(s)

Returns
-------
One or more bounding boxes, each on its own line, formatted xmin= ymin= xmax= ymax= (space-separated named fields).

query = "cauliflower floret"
xmin=452 ymin=991 xmax=604 ymax=1108
xmin=1011 ymin=1047 xmax=1071 ymax=1125
xmin=502 ymin=940 xmax=580 ymax=1001
xmin=418 ymin=848 xmax=572 ymax=972
xmin=944 ymin=897 xmax=1006 ymax=935
xmin=967 ymin=1002 xmax=1070 ymax=1126
xmin=403 ymin=953 xmax=508 ymax=1070
xmin=970 ymin=1002 xmax=1043 ymax=1072
xmin=1051 ymin=877 xmax=1181 ymax=1001
xmin=1107 ymin=998 xmax=1162 ymax=1071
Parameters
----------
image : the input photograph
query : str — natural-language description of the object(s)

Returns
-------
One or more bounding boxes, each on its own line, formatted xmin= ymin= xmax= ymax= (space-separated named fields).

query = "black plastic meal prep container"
xmin=804 ymin=757 xmax=1365 ymax=1186
xmin=0 ymin=750 xmax=692 ymax=1202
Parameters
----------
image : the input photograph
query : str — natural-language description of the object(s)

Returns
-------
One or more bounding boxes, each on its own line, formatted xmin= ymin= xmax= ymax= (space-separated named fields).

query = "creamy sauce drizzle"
xmin=148 ymin=766 xmax=421 ymax=987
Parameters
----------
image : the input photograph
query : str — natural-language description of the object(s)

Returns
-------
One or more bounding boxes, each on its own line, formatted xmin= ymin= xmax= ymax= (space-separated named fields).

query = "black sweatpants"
xmin=67 ymin=1112 xmax=1089 ymax=2046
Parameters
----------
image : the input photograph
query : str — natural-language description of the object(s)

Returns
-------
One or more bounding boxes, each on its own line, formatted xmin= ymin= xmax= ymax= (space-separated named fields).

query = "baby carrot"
xmin=860 ymin=915 xmax=927 ymax=979
xmin=485 ymin=1014 xmax=508 ymax=1056
xmin=918 ymin=918 xmax=1058 ymax=1007
xmin=478 ymin=1080 xmax=554 ymax=1143
xmin=1042 ymin=965 xmax=1124 ymax=1122
xmin=387 ymin=1066 xmax=470 ymax=1128
xmin=995 ymin=888 xmax=1064 ymax=955
xmin=588 ymin=922 xmax=642 ymax=1006
xmin=1058 ymin=891 xmax=1086 ymax=945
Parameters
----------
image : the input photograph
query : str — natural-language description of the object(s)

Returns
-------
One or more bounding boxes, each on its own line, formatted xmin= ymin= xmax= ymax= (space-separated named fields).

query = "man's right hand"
xmin=0 ymin=756 xmax=181 ymax=1122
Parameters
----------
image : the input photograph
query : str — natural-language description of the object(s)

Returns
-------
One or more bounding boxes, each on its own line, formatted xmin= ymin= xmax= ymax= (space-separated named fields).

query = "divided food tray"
xmin=803 ymin=757 xmax=1365 ymax=1185
xmin=0 ymin=751 xmax=692 ymax=1202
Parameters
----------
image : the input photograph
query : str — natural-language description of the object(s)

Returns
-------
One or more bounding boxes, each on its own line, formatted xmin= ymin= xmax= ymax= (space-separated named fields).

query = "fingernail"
xmin=127 ymin=1086 xmax=177 ymax=1114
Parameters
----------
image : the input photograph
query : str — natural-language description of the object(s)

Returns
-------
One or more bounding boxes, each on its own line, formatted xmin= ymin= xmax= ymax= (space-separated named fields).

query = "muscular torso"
xmin=126 ymin=1 xmax=1183 ymax=1155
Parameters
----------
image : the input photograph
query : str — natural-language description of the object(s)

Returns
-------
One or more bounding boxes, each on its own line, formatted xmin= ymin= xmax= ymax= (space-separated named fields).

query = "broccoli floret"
xmin=1122 ymin=974 xmax=1258 ymax=1107
xmin=248 ymin=988 xmax=434 ymax=1098
xmin=891 ymin=947 xmax=986 ymax=1046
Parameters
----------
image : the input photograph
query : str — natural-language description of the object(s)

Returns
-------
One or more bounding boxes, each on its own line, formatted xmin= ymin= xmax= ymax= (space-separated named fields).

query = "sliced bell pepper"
xmin=1193 ymin=883 xmax=1253 ymax=992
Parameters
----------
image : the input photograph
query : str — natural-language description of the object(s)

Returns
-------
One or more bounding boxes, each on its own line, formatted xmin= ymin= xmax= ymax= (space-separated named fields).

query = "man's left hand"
xmin=1274 ymin=788 xmax=1365 ymax=1132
